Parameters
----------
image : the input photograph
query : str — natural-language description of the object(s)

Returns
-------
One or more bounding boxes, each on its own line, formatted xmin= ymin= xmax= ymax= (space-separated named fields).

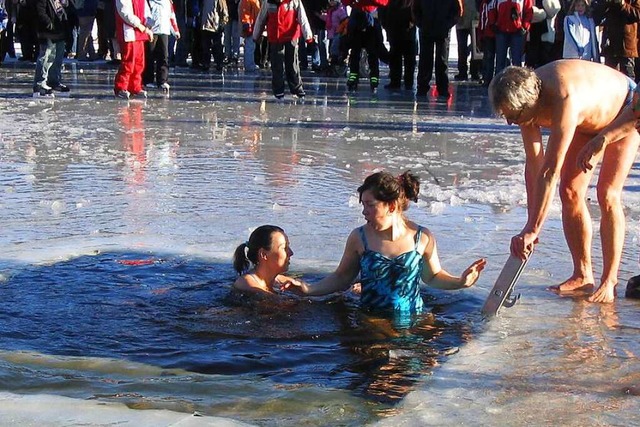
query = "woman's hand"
xmin=277 ymin=275 xmax=307 ymax=295
xmin=460 ymin=258 xmax=487 ymax=288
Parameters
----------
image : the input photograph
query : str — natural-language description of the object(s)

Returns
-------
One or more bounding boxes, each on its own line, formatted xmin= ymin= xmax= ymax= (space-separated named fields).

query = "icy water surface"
xmin=0 ymin=63 xmax=639 ymax=426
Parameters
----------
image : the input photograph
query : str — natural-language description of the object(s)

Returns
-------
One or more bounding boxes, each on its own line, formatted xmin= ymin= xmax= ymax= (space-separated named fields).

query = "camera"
xmin=511 ymin=6 xmax=519 ymax=21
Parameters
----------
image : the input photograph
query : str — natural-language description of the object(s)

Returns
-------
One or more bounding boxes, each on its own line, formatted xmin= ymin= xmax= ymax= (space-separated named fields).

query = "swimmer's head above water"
xmin=233 ymin=225 xmax=293 ymax=275
xmin=233 ymin=225 xmax=298 ymax=296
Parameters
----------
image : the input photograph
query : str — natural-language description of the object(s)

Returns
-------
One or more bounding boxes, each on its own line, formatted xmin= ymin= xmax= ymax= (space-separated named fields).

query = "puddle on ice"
xmin=0 ymin=63 xmax=639 ymax=426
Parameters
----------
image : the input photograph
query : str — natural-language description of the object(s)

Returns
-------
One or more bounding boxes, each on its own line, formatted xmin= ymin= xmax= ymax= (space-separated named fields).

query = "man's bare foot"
xmin=587 ymin=282 xmax=617 ymax=303
xmin=547 ymin=277 xmax=594 ymax=295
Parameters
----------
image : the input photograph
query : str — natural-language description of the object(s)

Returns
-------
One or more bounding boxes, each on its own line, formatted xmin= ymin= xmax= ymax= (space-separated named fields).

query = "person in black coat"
xmin=16 ymin=0 xmax=40 ymax=61
xmin=379 ymin=0 xmax=416 ymax=91
xmin=591 ymin=0 xmax=640 ymax=81
xmin=413 ymin=0 xmax=460 ymax=98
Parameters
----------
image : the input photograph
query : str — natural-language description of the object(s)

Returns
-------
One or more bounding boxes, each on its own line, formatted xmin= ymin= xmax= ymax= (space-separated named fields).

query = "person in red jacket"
xmin=489 ymin=0 xmax=533 ymax=72
xmin=253 ymin=0 xmax=313 ymax=99
xmin=114 ymin=0 xmax=154 ymax=99
xmin=343 ymin=0 xmax=388 ymax=93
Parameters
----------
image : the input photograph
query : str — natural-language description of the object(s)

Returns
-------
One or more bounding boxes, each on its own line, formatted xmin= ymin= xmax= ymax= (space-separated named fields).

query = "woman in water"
xmin=286 ymin=170 xmax=486 ymax=313
xmin=232 ymin=224 xmax=298 ymax=295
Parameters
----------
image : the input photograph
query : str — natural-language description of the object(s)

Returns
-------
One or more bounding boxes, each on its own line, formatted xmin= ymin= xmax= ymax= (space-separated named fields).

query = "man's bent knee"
xmin=596 ymin=188 xmax=623 ymax=213
xmin=559 ymin=184 xmax=586 ymax=206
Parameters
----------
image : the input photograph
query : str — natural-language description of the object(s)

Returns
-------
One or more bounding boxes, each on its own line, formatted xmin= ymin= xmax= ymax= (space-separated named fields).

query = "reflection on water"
xmin=0 ymin=252 xmax=479 ymax=423
xmin=373 ymin=279 xmax=640 ymax=426
xmin=121 ymin=103 xmax=148 ymax=186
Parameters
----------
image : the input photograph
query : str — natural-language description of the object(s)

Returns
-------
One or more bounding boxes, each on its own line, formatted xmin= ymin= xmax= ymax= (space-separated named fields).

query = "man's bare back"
xmin=528 ymin=60 xmax=631 ymax=136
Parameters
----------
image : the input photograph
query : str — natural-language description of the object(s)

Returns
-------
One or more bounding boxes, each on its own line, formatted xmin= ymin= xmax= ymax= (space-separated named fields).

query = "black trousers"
xmin=255 ymin=36 xmax=269 ymax=67
xmin=174 ymin=13 xmax=190 ymax=65
xmin=200 ymin=29 xmax=224 ymax=69
xmin=605 ymin=56 xmax=635 ymax=81
xmin=144 ymin=34 xmax=169 ymax=85
xmin=417 ymin=32 xmax=450 ymax=94
xmin=17 ymin=23 xmax=39 ymax=60
xmin=524 ymin=38 xmax=554 ymax=69
xmin=270 ymin=40 xmax=302 ymax=96
xmin=347 ymin=25 xmax=380 ymax=79
xmin=387 ymin=32 xmax=417 ymax=87
xmin=455 ymin=27 xmax=481 ymax=78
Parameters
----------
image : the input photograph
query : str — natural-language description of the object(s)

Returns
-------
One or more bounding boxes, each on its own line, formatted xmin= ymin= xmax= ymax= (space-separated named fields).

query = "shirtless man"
xmin=489 ymin=59 xmax=640 ymax=303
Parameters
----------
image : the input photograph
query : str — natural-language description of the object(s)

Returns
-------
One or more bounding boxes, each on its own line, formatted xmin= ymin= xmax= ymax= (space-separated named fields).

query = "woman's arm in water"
xmin=282 ymin=229 xmax=361 ymax=296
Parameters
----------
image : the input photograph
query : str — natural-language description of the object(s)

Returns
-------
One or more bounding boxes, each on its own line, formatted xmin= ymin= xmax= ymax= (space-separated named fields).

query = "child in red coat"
xmin=253 ymin=0 xmax=313 ymax=99
xmin=114 ymin=0 xmax=153 ymax=99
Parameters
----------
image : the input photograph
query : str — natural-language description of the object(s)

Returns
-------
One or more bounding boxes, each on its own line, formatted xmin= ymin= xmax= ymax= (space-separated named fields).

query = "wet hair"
xmin=357 ymin=170 xmax=420 ymax=212
xmin=488 ymin=66 xmax=542 ymax=115
xmin=233 ymin=225 xmax=285 ymax=274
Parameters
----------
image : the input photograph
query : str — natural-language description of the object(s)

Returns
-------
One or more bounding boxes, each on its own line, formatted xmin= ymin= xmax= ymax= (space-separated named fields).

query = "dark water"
xmin=0 ymin=252 xmax=481 ymax=410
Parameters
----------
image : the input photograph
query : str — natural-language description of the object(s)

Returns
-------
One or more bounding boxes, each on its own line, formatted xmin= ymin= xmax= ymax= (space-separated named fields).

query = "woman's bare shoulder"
xmin=345 ymin=226 xmax=364 ymax=246
xmin=409 ymin=222 xmax=435 ymax=255
xmin=233 ymin=274 xmax=256 ymax=292
xmin=407 ymin=221 xmax=432 ymax=237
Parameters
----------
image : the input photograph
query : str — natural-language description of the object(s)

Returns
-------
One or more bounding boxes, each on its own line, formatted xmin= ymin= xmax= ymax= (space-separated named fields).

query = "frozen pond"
xmin=0 ymin=62 xmax=639 ymax=426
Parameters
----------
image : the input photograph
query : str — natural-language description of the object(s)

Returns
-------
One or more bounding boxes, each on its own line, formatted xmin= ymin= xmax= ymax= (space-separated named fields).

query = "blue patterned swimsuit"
xmin=627 ymin=76 xmax=637 ymax=106
xmin=358 ymin=226 xmax=430 ymax=314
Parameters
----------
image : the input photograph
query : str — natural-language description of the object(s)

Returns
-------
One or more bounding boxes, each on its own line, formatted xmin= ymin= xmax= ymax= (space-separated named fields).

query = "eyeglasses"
xmin=502 ymin=107 xmax=525 ymax=124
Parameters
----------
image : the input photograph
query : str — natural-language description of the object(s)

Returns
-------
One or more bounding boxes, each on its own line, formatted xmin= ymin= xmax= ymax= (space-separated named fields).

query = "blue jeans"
xmin=33 ymin=39 xmax=65 ymax=91
xmin=243 ymin=37 xmax=256 ymax=70
xmin=495 ymin=31 xmax=524 ymax=73
xmin=299 ymin=29 xmax=328 ymax=69
xmin=224 ymin=20 xmax=240 ymax=59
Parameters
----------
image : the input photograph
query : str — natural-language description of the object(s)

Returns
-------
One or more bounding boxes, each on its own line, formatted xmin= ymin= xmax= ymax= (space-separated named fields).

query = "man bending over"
xmin=489 ymin=59 xmax=640 ymax=303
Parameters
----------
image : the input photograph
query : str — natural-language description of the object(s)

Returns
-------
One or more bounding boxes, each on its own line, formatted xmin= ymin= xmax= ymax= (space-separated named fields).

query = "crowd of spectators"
xmin=1 ymin=0 xmax=639 ymax=98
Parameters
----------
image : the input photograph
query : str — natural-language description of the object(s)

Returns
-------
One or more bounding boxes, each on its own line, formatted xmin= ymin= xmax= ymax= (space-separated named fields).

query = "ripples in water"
xmin=0 ymin=251 xmax=482 ymax=422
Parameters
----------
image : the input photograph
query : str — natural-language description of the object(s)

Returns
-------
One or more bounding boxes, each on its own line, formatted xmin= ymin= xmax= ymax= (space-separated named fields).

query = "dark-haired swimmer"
xmin=232 ymin=225 xmax=299 ymax=296
xmin=489 ymin=60 xmax=640 ymax=303
xmin=284 ymin=171 xmax=486 ymax=314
